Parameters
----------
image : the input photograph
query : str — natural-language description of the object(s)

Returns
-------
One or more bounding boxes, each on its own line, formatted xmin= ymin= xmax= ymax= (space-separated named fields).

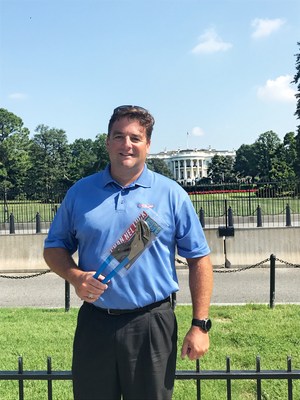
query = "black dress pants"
xmin=72 ymin=301 xmax=178 ymax=400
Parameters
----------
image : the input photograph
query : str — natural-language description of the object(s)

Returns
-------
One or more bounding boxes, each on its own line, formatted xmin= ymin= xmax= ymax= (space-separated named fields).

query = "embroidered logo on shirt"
xmin=137 ymin=203 xmax=154 ymax=209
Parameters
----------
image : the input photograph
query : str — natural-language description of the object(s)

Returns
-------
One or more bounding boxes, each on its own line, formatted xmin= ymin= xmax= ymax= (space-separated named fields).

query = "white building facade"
xmin=147 ymin=148 xmax=236 ymax=186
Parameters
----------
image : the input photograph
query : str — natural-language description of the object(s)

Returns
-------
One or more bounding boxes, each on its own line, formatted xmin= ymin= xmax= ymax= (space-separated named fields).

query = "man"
xmin=44 ymin=105 xmax=213 ymax=400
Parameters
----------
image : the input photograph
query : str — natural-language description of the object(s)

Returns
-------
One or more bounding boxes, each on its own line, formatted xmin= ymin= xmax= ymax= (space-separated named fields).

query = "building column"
xmin=172 ymin=160 xmax=176 ymax=180
xmin=190 ymin=159 xmax=194 ymax=180
xmin=196 ymin=159 xmax=200 ymax=178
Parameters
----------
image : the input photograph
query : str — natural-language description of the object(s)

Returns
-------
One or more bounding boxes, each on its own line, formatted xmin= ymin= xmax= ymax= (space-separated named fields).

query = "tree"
xmin=0 ymin=160 xmax=10 ymax=192
xmin=146 ymin=158 xmax=173 ymax=179
xmin=277 ymin=132 xmax=298 ymax=181
xmin=207 ymin=155 xmax=235 ymax=183
xmin=1 ymin=129 xmax=32 ymax=193
xmin=253 ymin=131 xmax=281 ymax=181
xmin=68 ymin=138 xmax=98 ymax=183
xmin=0 ymin=108 xmax=25 ymax=142
xmin=268 ymin=133 xmax=296 ymax=182
xmin=90 ymin=134 xmax=110 ymax=173
xmin=291 ymin=42 xmax=300 ymax=179
xmin=282 ymin=132 xmax=297 ymax=165
xmin=234 ymin=143 xmax=259 ymax=179
xmin=28 ymin=125 xmax=71 ymax=198
xmin=234 ymin=131 xmax=297 ymax=182
xmin=0 ymin=109 xmax=31 ymax=193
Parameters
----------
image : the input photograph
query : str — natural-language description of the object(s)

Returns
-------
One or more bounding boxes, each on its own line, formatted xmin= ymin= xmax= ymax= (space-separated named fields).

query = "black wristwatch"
xmin=192 ymin=318 xmax=212 ymax=332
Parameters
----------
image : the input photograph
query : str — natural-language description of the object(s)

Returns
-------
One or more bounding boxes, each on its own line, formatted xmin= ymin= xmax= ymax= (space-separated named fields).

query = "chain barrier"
xmin=0 ymin=270 xmax=51 ymax=279
xmin=176 ymin=256 xmax=300 ymax=273
xmin=274 ymin=258 xmax=300 ymax=268
xmin=212 ymin=258 xmax=270 ymax=273
xmin=0 ymin=255 xmax=298 ymax=280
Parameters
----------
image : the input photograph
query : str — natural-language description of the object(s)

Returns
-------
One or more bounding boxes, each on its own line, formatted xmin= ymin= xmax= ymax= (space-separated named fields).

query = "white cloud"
xmin=251 ymin=18 xmax=286 ymax=39
xmin=9 ymin=92 xmax=28 ymax=100
xmin=257 ymin=75 xmax=296 ymax=102
xmin=191 ymin=28 xmax=232 ymax=54
xmin=191 ymin=127 xmax=205 ymax=137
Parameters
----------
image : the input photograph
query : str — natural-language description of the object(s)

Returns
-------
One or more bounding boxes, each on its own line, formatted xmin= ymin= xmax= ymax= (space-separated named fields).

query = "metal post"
xmin=3 ymin=187 xmax=9 ymax=223
xmin=196 ymin=359 xmax=201 ymax=400
xmin=256 ymin=356 xmax=262 ymax=399
xmin=223 ymin=236 xmax=231 ymax=268
xmin=47 ymin=356 xmax=53 ymax=400
xmin=226 ymin=356 xmax=232 ymax=400
xmin=36 ymin=212 xmax=41 ymax=233
xmin=228 ymin=206 xmax=233 ymax=227
xmin=257 ymin=205 xmax=262 ymax=227
xmin=286 ymin=204 xmax=291 ymax=227
xmin=65 ymin=280 xmax=70 ymax=312
xmin=248 ymin=188 xmax=252 ymax=216
xmin=9 ymin=213 xmax=15 ymax=234
xmin=224 ymin=199 xmax=228 ymax=228
xmin=18 ymin=356 xmax=24 ymax=400
xmin=287 ymin=356 xmax=293 ymax=400
xmin=199 ymin=207 xmax=205 ymax=228
xmin=269 ymin=254 xmax=276 ymax=309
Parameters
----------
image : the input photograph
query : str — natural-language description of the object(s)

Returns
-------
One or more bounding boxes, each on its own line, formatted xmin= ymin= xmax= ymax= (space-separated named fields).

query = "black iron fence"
xmin=0 ymin=194 xmax=61 ymax=234
xmin=1 ymin=181 xmax=300 ymax=234
xmin=187 ymin=181 xmax=300 ymax=229
xmin=1 ymin=356 xmax=299 ymax=400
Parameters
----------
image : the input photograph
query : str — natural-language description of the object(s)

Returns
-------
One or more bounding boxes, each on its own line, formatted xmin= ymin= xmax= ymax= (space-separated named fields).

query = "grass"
xmin=0 ymin=305 xmax=299 ymax=399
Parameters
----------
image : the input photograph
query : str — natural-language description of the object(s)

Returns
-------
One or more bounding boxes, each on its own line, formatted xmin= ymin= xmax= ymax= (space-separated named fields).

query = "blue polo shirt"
xmin=44 ymin=165 xmax=210 ymax=309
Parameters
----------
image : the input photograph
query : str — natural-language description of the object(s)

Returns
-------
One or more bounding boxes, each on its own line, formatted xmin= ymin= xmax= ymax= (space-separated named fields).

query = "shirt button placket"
xmin=117 ymin=189 xmax=126 ymax=211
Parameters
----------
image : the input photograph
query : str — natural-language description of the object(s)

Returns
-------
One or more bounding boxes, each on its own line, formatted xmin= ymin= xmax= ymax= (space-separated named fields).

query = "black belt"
xmin=93 ymin=296 xmax=171 ymax=316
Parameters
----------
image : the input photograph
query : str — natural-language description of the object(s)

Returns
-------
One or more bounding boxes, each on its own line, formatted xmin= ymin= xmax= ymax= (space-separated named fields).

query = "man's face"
xmin=106 ymin=117 xmax=151 ymax=175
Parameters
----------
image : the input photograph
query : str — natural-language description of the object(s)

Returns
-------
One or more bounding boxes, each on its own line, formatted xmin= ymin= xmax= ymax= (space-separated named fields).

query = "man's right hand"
xmin=74 ymin=271 xmax=108 ymax=303
xmin=43 ymin=248 xmax=108 ymax=303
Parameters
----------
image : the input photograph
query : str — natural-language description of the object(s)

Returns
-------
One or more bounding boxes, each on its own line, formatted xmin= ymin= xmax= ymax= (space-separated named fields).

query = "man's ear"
xmin=146 ymin=139 xmax=151 ymax=154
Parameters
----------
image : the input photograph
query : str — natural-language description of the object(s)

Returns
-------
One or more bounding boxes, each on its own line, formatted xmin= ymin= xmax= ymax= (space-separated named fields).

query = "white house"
xmin=147 ymin=147 xmax=236 ymax=185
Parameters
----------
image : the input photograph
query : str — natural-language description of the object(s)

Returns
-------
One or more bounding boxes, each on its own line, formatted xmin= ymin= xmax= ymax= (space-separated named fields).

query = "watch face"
xmin=204 ymin=319 xmax=212 ymax=331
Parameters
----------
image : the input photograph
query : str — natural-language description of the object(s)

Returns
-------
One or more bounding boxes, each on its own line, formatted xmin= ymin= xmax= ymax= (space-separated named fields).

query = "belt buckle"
xmin=107 ymin=308 xmax=121 ymax=316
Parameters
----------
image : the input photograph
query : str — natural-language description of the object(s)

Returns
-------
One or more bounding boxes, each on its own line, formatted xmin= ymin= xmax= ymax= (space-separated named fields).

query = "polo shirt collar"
xmin=102 ymin=164 xmax=152 ymax=189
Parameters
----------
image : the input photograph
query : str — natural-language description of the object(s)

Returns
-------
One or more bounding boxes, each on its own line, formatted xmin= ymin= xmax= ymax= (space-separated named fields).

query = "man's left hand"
xmin=181 ymin=326 xmax=210 ymax=360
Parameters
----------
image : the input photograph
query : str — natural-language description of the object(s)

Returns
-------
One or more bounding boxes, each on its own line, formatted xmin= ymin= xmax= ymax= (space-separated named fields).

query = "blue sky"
xmin=1 ymin=0 xmax=299 ymax=154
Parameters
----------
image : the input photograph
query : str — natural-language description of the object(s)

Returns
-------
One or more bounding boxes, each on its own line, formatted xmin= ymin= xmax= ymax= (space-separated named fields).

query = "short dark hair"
xmin=108 ymin=105 xmax=155 ymax=141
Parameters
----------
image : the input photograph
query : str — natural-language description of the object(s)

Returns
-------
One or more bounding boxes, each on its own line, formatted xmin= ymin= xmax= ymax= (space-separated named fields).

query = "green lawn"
xmin=0 ymin=304 xmax=299 ymax=399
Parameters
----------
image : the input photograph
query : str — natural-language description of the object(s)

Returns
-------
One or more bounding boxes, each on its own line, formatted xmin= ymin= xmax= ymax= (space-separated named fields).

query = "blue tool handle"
xmin=93 ymin=254 xmax=114 ymax=279
xmin=102 ymin=256 xmax=130 ymax=283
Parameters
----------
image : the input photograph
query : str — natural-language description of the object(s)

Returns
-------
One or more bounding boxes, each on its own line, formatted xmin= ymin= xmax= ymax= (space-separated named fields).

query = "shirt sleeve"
xmin=44 ymin=193 xmax=78 ymax=255
xmin=175 ymin=195 xmax=210 ymax=259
